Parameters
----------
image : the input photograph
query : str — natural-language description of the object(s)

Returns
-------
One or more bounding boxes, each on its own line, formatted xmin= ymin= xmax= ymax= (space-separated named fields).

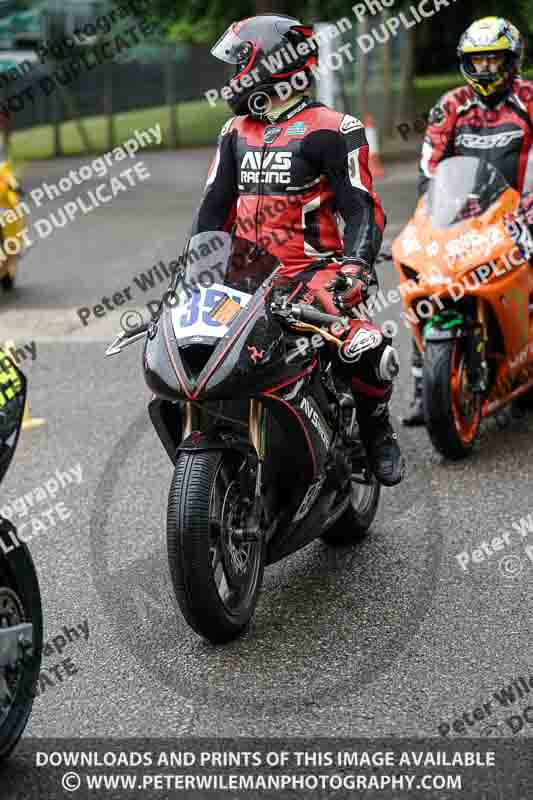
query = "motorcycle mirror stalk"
xmin=105 ymin=322 xmax=150 ymax=357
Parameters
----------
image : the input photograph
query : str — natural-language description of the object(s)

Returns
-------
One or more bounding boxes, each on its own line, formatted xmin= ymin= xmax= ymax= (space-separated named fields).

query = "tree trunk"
xmin=166 ymin=45 xmax=178 ymax=148
xmin=358 ymin=16 xmax=369 ymax=119
xmin=51 ymin=85 xmax=61 ymax=158
xmin=399 ymin=25 xmax=416 ymax=121
xmin=56 ymin=85 xmax=93 ymax=154
xmin=104 ymin=60 xmax=114 ymax=151
xmin=382 ymin=11 xmax=393 ymax=138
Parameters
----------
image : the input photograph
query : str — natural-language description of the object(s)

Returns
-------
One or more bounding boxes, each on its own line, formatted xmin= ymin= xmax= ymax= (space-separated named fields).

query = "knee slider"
xmin=339 ymin=327 xmax=383 ymax=364
xmin=378 ymin=344 xmax=400 ymax=382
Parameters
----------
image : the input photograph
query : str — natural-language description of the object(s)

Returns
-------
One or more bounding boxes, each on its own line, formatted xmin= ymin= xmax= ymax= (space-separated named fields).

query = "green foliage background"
xmin=142 ymin=0 xmax=532 ymax=71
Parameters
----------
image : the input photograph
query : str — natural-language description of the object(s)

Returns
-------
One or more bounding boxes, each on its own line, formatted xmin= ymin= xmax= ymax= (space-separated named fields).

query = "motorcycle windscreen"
xmin=171 ymin=232 xmax=279 ymax=342
xmin=0 ymin=348 xmax=26 ymax=490
xmin=426 ymin=156 xmax=509 ymax=228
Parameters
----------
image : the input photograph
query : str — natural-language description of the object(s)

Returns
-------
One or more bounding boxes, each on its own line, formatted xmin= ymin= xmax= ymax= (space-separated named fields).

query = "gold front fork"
xmin=182 ymin=402 xmax=200 ymax=440
xmin=249 ymin=399 xmax=265 ymax=459
xmin=477 ymin=298 xmax=488 ymax=340
xmin=248 ymin=399 xmax=265 ymax=535
xmin=476 ymin=298 xmax=489 ymax=392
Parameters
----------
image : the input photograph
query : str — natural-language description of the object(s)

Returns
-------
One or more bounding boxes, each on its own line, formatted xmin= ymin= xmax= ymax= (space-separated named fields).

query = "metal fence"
xmin=0 ymin=8 xmax=407 ymax=156
xmin=2 ymin=43 xmax=220 ymax=126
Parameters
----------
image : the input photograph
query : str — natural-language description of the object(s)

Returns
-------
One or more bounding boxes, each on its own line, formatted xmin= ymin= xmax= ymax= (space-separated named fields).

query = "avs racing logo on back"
xmin=241 ymin=150 xmax=293 ymax=185
xmin=455 ymin=129 xmax=523 ymax=149
xmin=300 ymin=396 xmax=330 ymax=449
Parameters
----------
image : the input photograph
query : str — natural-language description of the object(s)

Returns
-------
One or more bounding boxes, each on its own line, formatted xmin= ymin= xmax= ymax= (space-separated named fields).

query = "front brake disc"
xmin=0 ymin=586 xmax=24 ymax=717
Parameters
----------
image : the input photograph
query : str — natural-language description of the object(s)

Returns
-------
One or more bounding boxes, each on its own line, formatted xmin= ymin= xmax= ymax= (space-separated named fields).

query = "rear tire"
xmin=0 ymin=541 xmax=42 ymax=764
xmin=167 ymin=450 xmax=266 ymax=644
xmin=321 ymin=474 xmax=380 ymax=545
xmin=423 ymin=339 xmax=481 ymax=459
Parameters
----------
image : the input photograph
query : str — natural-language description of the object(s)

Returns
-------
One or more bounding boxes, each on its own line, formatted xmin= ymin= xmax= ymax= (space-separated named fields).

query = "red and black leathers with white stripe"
xmin=407 ymin=80 xmax=533 ymax=416
xmin=419 ymin=78 xmax=533 ymax=197
xmin=192 ymin=97 xmax=392 ymax=401
xmin=193 ymin=97 xmax=385 ymax=274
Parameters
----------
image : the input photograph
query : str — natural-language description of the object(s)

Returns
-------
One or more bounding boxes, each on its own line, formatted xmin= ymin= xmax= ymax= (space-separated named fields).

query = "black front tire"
xmin=167 ymin=450 xmax=266 ymax=644
xmin=423 ymin=339 xmax=481 ymax=460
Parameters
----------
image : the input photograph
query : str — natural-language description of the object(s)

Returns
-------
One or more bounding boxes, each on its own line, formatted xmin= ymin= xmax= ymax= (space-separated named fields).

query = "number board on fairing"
xmin=171 ymin=284 xmax=252 ymax=340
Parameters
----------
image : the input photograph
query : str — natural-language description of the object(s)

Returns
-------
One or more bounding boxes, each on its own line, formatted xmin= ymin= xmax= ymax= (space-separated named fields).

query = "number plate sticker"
xmin=171 ymin=283 xmax=252 ymax=340
xmin=209 ymin=294 xmax=242 ymax=325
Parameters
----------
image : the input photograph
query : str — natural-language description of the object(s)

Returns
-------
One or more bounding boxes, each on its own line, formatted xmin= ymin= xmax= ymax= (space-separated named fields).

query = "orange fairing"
xmin=392 ymin=187 xmax=520 ymax=282
xmin=392 ymin=178 xmax=533 ymax=417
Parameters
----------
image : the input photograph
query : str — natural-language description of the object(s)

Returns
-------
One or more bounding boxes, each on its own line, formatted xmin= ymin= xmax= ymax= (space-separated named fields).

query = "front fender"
xmin=148 ymin=397 xmax=182 ymax=464
xmin=423 ymin=311 xmax=471 ymax=343
xmin=178 ymin=431 xmax=257 ymax=463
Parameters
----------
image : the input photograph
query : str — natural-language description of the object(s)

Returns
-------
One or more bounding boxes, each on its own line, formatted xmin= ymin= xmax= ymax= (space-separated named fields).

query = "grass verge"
xmin=9 ymin=68 xmax=533 ymax=163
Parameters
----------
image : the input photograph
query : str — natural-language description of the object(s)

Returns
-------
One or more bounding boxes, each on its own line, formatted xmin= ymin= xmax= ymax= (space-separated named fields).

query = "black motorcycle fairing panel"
xmin=149 ymin=284 xmax=273 ymax=402
xmin=190 ymin=285 xmax=273 ymax=399
xmin=266 ymin=486 xmax=346 ymax=564
xmin=266 ymin=366 xmax=334 ymax=475
xmin=260 ymin=394 xmax=316 ymax=493
xmin=201 ymin=302 xmax=296 ymax=399
xmin=148 ymin=398 xmax=182 ymax=464
xmin=143 ymin=316 xmax=188 ymax=401
xmin=178 ymin=430 xmax=256 ymax=461
xmin=0 ymin=350 xmax=26 ymax=492
xmin=145 ymin=244 xmax=327 ymax=404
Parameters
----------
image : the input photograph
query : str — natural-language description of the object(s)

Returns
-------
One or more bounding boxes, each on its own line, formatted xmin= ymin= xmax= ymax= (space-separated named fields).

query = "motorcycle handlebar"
xmin=289 ymin=304 xmax=348 ymax=329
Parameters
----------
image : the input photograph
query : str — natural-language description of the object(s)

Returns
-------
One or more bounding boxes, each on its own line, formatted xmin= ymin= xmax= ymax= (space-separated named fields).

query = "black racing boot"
xmin=357 ymin=399 xmax=406 ymax=487
xmin=402 ymin=341 xmax=425 ymax=427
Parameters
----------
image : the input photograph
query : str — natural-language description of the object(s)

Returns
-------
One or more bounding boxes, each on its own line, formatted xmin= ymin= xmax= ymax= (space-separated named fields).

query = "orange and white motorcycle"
xmin=392 ymin=155 xmax=533 ymax=459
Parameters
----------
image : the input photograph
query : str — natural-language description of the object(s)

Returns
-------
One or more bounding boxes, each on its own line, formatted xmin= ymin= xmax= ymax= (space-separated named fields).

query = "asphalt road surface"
xmin=1 ymin=150 xmax=532 ymax=741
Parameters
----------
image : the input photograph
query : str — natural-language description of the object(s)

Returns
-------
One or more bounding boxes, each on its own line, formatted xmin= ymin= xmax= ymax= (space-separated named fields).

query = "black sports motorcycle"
xmin=106 ymin=232 xmax=380 ymax=643
xmin=0 ymin=348 xmax=42 ymax=761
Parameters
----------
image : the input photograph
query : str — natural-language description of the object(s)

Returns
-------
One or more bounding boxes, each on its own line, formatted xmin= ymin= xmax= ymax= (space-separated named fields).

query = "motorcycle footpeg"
xmin=0 ymin=623 xmax=33 ymax=669
xmin=351 ymin=468 xmax=371 ymax=485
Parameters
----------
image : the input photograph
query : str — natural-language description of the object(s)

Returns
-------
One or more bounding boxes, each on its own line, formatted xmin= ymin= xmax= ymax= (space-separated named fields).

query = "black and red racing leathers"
xmin=192 ymin=96 xmax=393 ymax=401
xmin=405 ymin=78 xmax=533 ymax=423
xmin=419 ymin=77 xmax=533 ymax=199
xmin=193 ymin=96 xmax=385 ymax=276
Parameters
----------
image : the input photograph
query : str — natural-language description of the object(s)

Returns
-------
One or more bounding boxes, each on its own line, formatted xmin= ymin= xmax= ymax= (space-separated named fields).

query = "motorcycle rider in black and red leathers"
xmin=404 ymin=16 xmax=533 ymax=426
xmin=192 ymin=14 xmax=405 ymax=486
